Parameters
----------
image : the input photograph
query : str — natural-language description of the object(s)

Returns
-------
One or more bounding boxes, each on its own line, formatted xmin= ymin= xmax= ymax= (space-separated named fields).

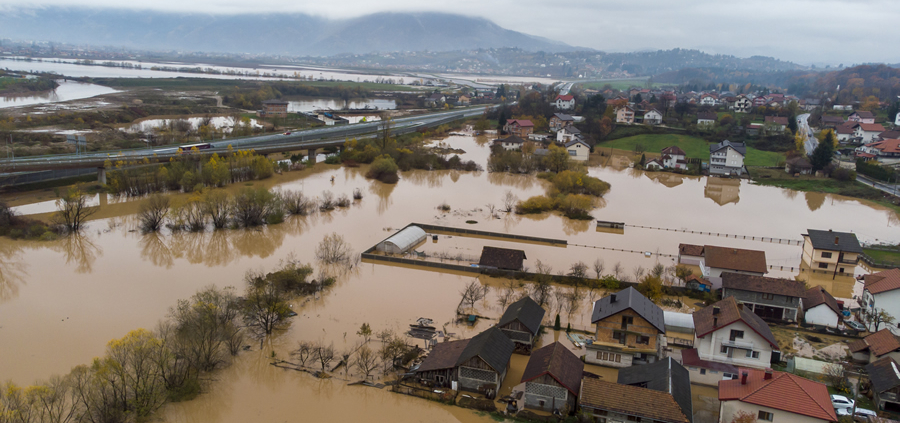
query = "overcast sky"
xmin=1 ymin=0 xmax=897 ymax=65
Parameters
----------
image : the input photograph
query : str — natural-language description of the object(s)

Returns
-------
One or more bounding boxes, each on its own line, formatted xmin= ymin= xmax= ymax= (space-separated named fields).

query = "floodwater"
xmin=287 ymin=98 xmax=397 ymax=112
xmin=0 ymin=80 xmax=118 ymax=109
xmin=1 ymin=134 xmax=898 ymax=421
xmin=121 ymin=115 xmax=263 ymax=134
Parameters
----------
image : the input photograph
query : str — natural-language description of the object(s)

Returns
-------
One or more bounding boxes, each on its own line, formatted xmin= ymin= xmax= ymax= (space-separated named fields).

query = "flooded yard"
xmin=1 ymin=134 xmax=898 ymax=422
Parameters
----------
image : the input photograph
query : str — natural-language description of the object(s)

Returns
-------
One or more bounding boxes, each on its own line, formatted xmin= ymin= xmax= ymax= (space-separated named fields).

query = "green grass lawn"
xmin=863 ymin=248 xmax=900 ymax=267
xmin=577 ymin=79 xmax=666 ymax=91
xmin=598 ymin=134 xmax=784 ymax=166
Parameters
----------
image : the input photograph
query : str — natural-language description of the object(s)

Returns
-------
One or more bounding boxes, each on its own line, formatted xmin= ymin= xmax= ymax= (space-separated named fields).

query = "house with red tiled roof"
xmin=503 ymin=119 xmax=534 ymax=138
xmin=848 ymin=110 xmax=876 ymax=124
xmin=854 ymin=123 xmax=887 ymax=143
xmin=692 ymin=297 xmax=780 ymax=370
xmin=862 ymin=268 xmax=900 ymax=333
xmin=660 ymin=146 xmax=688 ymax=170
xmin=554 ymin=94 xmax=575 ymax=110
xmin=719 ymin=368 xmax=838 ymax=423
xmin=835 ymin=122 xmax=857 ymax=143
xmin=858 ymin=139 xmax=900 ymax=160
xmin=848 ymin=328 xmax=900 ymax=364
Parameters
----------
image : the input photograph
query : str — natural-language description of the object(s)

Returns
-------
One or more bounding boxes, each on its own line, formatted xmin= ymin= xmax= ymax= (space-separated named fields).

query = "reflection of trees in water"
xmin=886 ymin=209 xmax=900 ymax=227
xmin=562 ymin=218 xmax=591 ymax=236
xmin=342 ymin=166 xmax=365 ymax=181
xmin=502 ymin=212 xmax=522 ymax=232
xmin=486 ymin=172 xmax=536 ymax=190
xmin=402 ymin=170 xmax=445 ymax=188
xmin=140 ymin=232 xmax=175 ymax=268
xmin=0 ymin=240 xmax=26 ymax=303
xmin=53 ymin=233 xmax=102 ymax=274
xmin=805 ymin=192 xmax=826 ymax=212
xmin=369 ymin=181 xmax=396 ymax=215
xmin=780 ymin=188 xmax=799 ymax=200
xmin=449 ymin=170 xmax=461 ymax=183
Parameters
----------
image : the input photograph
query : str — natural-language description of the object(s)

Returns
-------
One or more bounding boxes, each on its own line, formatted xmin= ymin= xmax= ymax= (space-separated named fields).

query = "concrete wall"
xmin=685 ymin=365 xmax=739 ymax=387
xmin=804 ymin=304 xmax=839 ymax=328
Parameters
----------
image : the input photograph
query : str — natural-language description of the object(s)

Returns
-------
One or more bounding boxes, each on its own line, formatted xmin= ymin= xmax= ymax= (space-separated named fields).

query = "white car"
xmin=836 ymin=407 xmax=876 ymax=418
xmin=831 ymin=394 xmax=855 ymax=410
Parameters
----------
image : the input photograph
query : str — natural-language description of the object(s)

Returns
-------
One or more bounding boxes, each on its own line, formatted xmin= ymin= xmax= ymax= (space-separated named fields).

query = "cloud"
xmin=0 ymin=0 xmax=897 ymax=64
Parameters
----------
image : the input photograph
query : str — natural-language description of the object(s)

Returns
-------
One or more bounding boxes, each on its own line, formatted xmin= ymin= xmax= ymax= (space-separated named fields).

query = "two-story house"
xmin=586 ymin=287 xmax=666 ymax=368
xmin=260 ymin=99 xmax=289 ymax=118
xmin=549 ymin=113 xmax=574 ymax=132
xmin=721 ymin=273 xmax=806 ymax=323
xmin=455 ymin=327 xmax=515 ymax=394
xmin=859 ymin=139 xmax=900 ymax=160
xmin=848 ymin=110 xmax=876 ymax=124
xmin=733 ymin=95 xmax=752 ymax=113
xmin=616 ymin=106 xmax=635 ymax=124
xmin=520 ymin=342 xmax=583 ymax=413
xmin=498 ymin=296 xmax=545 ymax=353
xmin=425 ymin=93 xmax=446 ymax=107
xmin=708 ymin=140 xmax=747 ymax=176
xmin=686 ymin=244 xmax=767 ymax=290
xmin=554 ymin=94 xmax=575 ymax=110
xmin=699 ymin=94 xmax=717 ymax=106
xmin=643 ymin=108 xmax=663 ymax=125
xmin=764 ymin=116 xmax=788 ymax=133
xmin=854 ymin=123 xmax=886 ymax=143
xmin=493 ymin=135 xmax=527 ymax=151
xmin=862 ymin=268 xmax=900 ymax=333
xmin=801 ymin=229 xmax=861 ymax=276
xmin=719 ymin=368 xmax=838 ymax=423
xmin=661 ymin=146 xmax=689 ymax=170
xmin=504 ymin=119 xmax=534 ymax=138
xmin=848 ymin=329 xmax=900 ymax=364
xmin=564 ymin=139 xmax=590 ymax=162
xmin=556 ymin=126 xmax=583 ymax=144
xmin=617 ymin=358 xmax=694 ymax=423
xmin=692 ymin=297 xmax=780 ymax=369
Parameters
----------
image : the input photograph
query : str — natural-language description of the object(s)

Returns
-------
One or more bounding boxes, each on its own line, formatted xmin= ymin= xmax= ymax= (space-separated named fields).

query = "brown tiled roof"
xmin=679 ymin=243 xmax=704 ymax=256
xmin=721 ymin=273 xmax=806 ymax=298
xmin=507 ymin=119 xmax=534 ymax=127
xmin=835 ymin=123 xmax=856 ymax=134
xmin=661 ymin=146 xmax=687 ymax=156
xmin=858 ymin=123 xmax=886 ymax=132
xmin=848 ymin=329 xmax=900 ymax=357
xmin=521 ymin=342 xmax=584 ymax=396
xmin=867 ymin=139 xmax=900 ymax=154
xmin=692 ymin=297 xmax=778 ymax=348
xmin=704 ymin=245 xmax=767 ymax=274
xmin=853 ymin=111 xmax=876 ymax=119
xmin=697 ymin=111 xmax=718 ymax=121
xmin=681 ymin=348 xmax=738 ymax=373
xmin=580 ymin=378 xmax=689 ymax=423
xmin=804 ymin=286 xmax=840 ymax=314
xmin=719 ymin=368 xmax=837 ymax=421
xmin=786 ymin=157 xmax=812 ymax=168
xmin=416 ymin=339 xmax=470 ymax=373
xmin=865 ymin=268 xmax=900 ymax=295
xmin=478 ymin=246 xmax=526 ymax=270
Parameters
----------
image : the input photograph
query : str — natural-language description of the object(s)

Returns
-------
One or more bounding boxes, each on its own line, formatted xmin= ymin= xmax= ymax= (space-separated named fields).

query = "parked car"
xmin=845 ymin=321 xmax=867 ymax=332
xmin=832 ymin=394 xmax=855 ymax=410
xmin=837 ymin=407 xmax=877 ymax=422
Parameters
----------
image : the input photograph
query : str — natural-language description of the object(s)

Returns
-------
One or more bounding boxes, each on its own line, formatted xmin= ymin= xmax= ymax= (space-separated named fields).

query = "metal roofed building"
xmin=376 ymin=225 xmax=427 ymax=254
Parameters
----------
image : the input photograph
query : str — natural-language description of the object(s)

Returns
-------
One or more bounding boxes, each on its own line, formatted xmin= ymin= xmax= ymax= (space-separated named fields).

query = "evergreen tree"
xmin=554 ymin=314 xmax=561 ymax=331
xmin=788 ymin=113 xmax=798 ymax=135
xmin=810 ymin=130 xmax=835 ymax=171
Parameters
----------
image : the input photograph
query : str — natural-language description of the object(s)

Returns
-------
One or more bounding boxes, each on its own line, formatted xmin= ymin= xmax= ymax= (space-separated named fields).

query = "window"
xmin=720 ymin=345 xmax=729 ymax=354
xmin=700 ymin=368 xmax=707 ymax=375
xmin=758 ymin=411 xmax=774 ymax=421
xmin=818 ymin=263 xmax=829 ymax=269
xmin=597 ymin=351 xmax=622 ymax=363
xmin=746 ymin=350 xmax=760 ymax=359
xmin=568 ymin=150 xmax=577 ymax=156
xmin=627 ymin=416 xmax=641 ymax=422
xmin=637 ymin=335 xmax=650 ymax=345
xmin=622 ymin=316 xmax=634 ymax=327
xmin=613 ymin=331 xmax=627 ymax=344
xmin=729 ymin=330 xmax=744 ymax=341
xmin=761 ymin=293 xmax=774 ymax=300
xmin=821 ymin=252 xmax=833 ymax=259
xmin=724 ymin=373 xmax=738 ymax=380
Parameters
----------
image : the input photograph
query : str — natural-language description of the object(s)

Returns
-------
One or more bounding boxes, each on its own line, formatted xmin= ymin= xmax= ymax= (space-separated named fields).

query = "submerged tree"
xmin=53 ymin=188 xmax=97 ymax=232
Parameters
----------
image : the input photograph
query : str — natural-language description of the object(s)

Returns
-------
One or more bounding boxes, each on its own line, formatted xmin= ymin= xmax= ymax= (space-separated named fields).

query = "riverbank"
xmin=750 ymin=168 xmax=900 ymax=214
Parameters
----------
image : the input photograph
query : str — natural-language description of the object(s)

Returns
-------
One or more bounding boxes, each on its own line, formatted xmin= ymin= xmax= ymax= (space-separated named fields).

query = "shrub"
xmin=438 ymin=202 xmax=451 ymax=211
xmin=365 ymin=155 xmax=399 ymax=184
xmin=336 ymin=194 xmax=351 ymax=208
xmin=831 ymin=167 xmax=856 ymax=182
xmin=352 ymin=188 xmax=363 ymax=200
xmin=324 ymin=155 xmax=341 ymax=165
xmin=515 ymin=195 xmax=556 ymax=214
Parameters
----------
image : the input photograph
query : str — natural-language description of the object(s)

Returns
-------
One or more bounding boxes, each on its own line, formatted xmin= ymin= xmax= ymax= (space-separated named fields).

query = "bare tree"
xmin=632 ymin=266 xmax=645 ymax=282
xmin=283 ymin=190 xmax=313 ymax=215
xmin=319 ymin=191 xmax=336 ymax=211
xmin=138 ymin=194 xmax=170 ymax=232
xmin=53 ymin=188 xmax=98 ymax=232
xmin=313 ymin=342 xmax=336 ymax=372
xmin=501 ymin=190 xmax=518 ymax=213
xmin=612 ymin=262 xmax=623 ymax=280
xmin=497 ymin=279 xmax=517 ymax=308
xmin=242 ymin=269 xmax=292 ymax=339
xmin=553 ymin=287 xmax=567 ymax=316
xmin=376 ymin=329 xmax=394 ymax=345
xmin=530 ymin=274 xmax=553 ymax=308
xmin=569 ymin=261 xmax=588 ymax=280
xmin=316 ymin=233 xmax=355 ymax=265
xmin=485 ymin=203 xmax=496 ymax=216
xmin=202 ymin=190 xmax=231 ymax=229
xmin=593 ymin=258 xmax=605 ymax=279
xmin=293 ymin=341 xmax=315 ymax=368
xmin=565 ymin=287 xmax=584 ymax=317
xmin=460 ymin=280 xmax=489 ymax=309
xmin=535 ymin=260 xmax=553 ymax=276
xmin=586 ymin=278 xmax=600 ymax=303
xmin=651 ymin=263 xmax=665 ymax=279
xmin=354 ymin=345 xmax=380 ymax=380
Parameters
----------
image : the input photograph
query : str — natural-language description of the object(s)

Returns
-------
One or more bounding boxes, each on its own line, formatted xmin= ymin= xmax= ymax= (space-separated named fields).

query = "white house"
xmin=660 ymin=146 xmax=688 ymax=170
xmin=718 ymin=368 xmax=838 ymax=423
xmin=643 ymin=108 xmax=663 ymax=125
xmin=802 ymin=286 xmax=841 ymax=329
xmin=733 ymin=95 xmax=752 ymax=113
xmin=556 ymin=126 xmax=583 ymax=144
xmin=848 ymin=111 xmax=876 ymax=124
xmin=565 ymin=139 xmax=590 ymax=161
xmin=554 ymin=94 xmax=575 ymax=110
xmin=708 ymin=140 xmax=747 ymax=176
xmin=494 ymin=135 xmax=527 ymax=151
xmin=895 ymin=112 xmax=900 ymax=126
xmin=854 ymin=123 xmax=887 ymax=143
xmin=692 ymin=297 xmax=780 ymax=369
xmin=645 ymin=158 xmax=664 ymax=170
xmin=616 ymin=106 xmax=635 ymax=124
xmin=682 ymin=244 xmax=767 ymax=290
xmin=862 ymin=268 xmax=900 ymax=332
xmin=697 ymin=111 xmax=718 ymax=126
xmin=699 ymin=95 xmax=716 ymax=106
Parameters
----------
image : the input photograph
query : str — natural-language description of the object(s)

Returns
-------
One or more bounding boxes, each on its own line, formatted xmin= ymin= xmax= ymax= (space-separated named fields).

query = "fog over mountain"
xmin=0 ymin=8 xmax=579 ymax=55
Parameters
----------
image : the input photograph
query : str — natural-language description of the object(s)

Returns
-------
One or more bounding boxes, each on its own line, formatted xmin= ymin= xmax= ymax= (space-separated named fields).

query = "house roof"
xmin=803 ymin=229 xmax=862 ymax=254
xmin=478 ymin=246 xmax=526 ymax=270
xmin=866 ymin=356 xmax=900 ymax=394
xmin=848 ymin=329 xmax=900 ymax=357
xmin=499 ymin=296 xmax=545 ymax=336
xmin=507 ymin=119 xmax=534 ymax=127
xmin=703 ymin=245 xmax=767 ymax=274
xmin=681 ymin=348 xmax=738 ymax=374
xmin=416 ymin=338 xmax=470 ymax=373
xmin=865 ymin=268 xmax=900 ymax=295
xmin=692 ymin=297 xmax=779 ymax=348
xmin=617 ymin=357 xmax=693 ymax=423
xmin=562 ymin=126 xmax=582 ymax=135
xmin=710 ymin=140 xmax=746 ymax=156
xmin=718 ymin=368 xmax=837 ymax=422
xmin=867 ymin=139 xmax=900 ymax=154
xmin=520 ymin=342 xmax=584 ymax=397
xmin=553 ymin=113 xmax=574 ymax=121
xmin=836 ymin=123 xmax=856 ymax=134
xmin=879 ymin=130 xmax=900 ymax=139
xmin=565 ymin=139 xmax=589 ymax=148
xmin=697 ymin=111 xmax=718 ymax=121
xmin=721 ymin=273 xmax=806 ymax=298
xmin=428 ymin=93 xmax=445 ymax=100
xmin=580 ymin=378 xmax=690 ymax=423
xmin=822 ymin=115 xmax=845 ymax=124
xmin=556 ymin=94 xmax=574 ymax=101
xmin=497 ymin=135 xmax=526 ymax=145
xmin=679 ymin=243 xmax=704 ymax=256
xmin=261 ymin=99 xmax=288 ymax=105
xmin=661 ymin=146 xmax=687 ymax=157
xmin=857 ymin=123 xmax=886 ymax=132
xmin=765 ymin=116 xmax=789 ymax=125
xmin=851 ymin=111 xmax=876 ymax=119
xmin=804 ymin=286 xmax=841 ymax=314
xmin=591 ymin=287 xmax=665 ymax=333
xmin=786 ymin=156 xmax=812 ymax=168
xmin=456 ymin=327 xmax=515 ymax=373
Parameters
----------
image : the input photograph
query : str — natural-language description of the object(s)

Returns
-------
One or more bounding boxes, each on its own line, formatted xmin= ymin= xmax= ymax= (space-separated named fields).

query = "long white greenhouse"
xmin=376 ymin=226 xmax=427 ymax=254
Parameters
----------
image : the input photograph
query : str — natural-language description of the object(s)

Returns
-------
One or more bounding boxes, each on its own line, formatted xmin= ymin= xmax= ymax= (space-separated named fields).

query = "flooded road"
xmin=1 ymin=134 xmax=898 ymax=421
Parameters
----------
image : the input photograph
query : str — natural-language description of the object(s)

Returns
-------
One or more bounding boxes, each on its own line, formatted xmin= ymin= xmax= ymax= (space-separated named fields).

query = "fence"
xmin=361 ymin=253 xmax=481 ymax=274
xmin=625 ymin=224 xmax=802 ymax=246
xmin=568 ymin=242 xmax=677 ymax=258
xmin=409 ymin=223 xmax=567 ymax=246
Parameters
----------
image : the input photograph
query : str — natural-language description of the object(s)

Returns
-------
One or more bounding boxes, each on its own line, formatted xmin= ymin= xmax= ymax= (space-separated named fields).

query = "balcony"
xmin=721 ymin=339 xmax=754 ymax=349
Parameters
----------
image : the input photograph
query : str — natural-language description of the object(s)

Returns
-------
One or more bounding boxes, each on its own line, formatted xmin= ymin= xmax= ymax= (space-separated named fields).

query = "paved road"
xmin=798 ymin=113 xmax=818 ymax=156
xmin=857 ymin=174 xmax=900 ymax=196
xmin=0 ymin=106 xmax=491 ymax=172
xmin=556 ymin=82 xmax=575 ymax=95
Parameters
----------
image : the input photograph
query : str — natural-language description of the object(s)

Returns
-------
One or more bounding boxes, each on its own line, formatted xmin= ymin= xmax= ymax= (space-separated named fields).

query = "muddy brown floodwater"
xmin=1 ymin=134 xmax=898 ymax=422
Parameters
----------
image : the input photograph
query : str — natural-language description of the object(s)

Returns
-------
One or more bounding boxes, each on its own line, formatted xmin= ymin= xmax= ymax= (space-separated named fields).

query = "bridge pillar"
xmin=307 ymin=148 xmax=317 ymax=164
xmin=97 ymin=167 xmax=107 ymax=185
xmin=99 ymin=193 xmax=108 ymax=207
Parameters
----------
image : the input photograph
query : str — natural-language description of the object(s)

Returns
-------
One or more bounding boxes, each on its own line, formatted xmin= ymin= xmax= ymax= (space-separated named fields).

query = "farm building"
xmin=376 ymin=226 xmax=427 ymax=254
xmin=520 ymin=342 xmax=584 ymax=413
xmin=498 ymin=296 xmax=545 ymax=352
xmin=478 ymin=246 xmax=526 ymax=270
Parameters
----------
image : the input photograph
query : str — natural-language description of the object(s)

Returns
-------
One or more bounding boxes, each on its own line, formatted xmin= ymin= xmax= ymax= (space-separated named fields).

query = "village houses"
xmin=586 ymin=287 xmax=666 ymax=368
xmin=520 ymin=342 xmax=583 ymax=413
xmin=708 ymin=140 xmax=747 ymax=176
xmin=862 ymin=268 xmax=900 ymax=332
xmin=615 ymin=106 xmax=635 ymax=124
xmin=697 ymin=111 xmax=718 ymax=126
xmin=503 ymin=119 xmax=534 ymax=138
xmin=564 ymin=139 xmax=590 ymax=161
xmin=802 ymin=286 xmax=842 ymax=329
xmin=616 ymin=358 xmax=694 ymax=423
xmin=498 ymin=296 xmax=545 ymax=353
xmin=854 ymin=123 xmax=886 ymax=143
xmin=549 ymin=113 xmax=574 ymax=131
xmin=866 ymin=356 xmax=900 ymax=414
xmin=691 ymin=297 xmax=780 ymax=370
xmin=801 ymin=229 xmax=861 ymax=276
xmin=554 ymin=94 xmax=575 ymax=110
xmin=678 ymin=244 xmax=767 ymax=290
xmin=848 ymin=110 xmax=876 ymax=124
xmin=579 ymin=378 xmax=691 ymax=423
xmin=718 ymin=368 xmax=838 ymax=423
xmin=849 ymin=329 xmax=900 ymax=364
xmin=493 ymin=135 xmax=526 ymax=151
xmin=721 ymin=273 xmax=806 ymax=323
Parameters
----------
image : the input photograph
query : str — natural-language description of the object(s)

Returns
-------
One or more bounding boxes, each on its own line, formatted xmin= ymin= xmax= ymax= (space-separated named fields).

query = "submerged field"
xmin=599 ymin=134 xmax=784 ymax=167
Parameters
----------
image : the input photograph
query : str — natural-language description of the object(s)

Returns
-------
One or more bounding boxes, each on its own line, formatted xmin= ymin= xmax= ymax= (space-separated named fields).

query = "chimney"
xmin=764 ymin=369 xmax=773 ymax=380
xmin=611 ymin=294 xmax=617 ymax=303
xmin=741 ymin=371 xmax=748 ymax=385
xmin=835 ymin=236 xmax=840 ymax=245
xmin=713 ymin=307 xmax=720 ymax=315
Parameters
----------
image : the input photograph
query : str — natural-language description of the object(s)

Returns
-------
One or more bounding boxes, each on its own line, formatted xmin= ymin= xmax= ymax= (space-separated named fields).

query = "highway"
xmin=0 ymin=106 xmax=491 ymax=172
